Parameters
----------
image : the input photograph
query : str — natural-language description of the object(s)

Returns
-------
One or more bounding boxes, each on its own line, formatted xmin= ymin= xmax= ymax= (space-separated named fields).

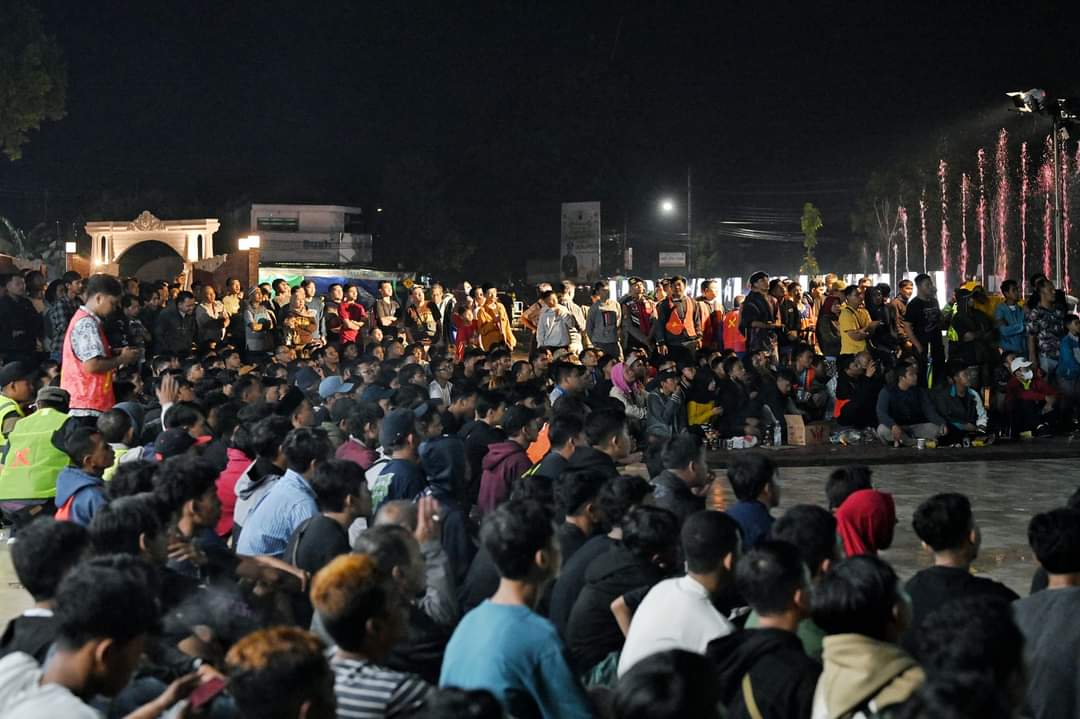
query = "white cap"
xmin=1010 ymin=357 xmax=1033 ymax=373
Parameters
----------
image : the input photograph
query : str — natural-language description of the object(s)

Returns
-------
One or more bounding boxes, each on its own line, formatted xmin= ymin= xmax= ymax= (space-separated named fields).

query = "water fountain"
xmin=1021 ymin=141 xmax=1029 ymax=292
xmin=994 ymin=129 xmax=1010 ymax=280
xmin=976 ymin=148 xmax=988 ymax=279
xmin=960 ymin=173 xmax=971 ymax=279
xmin=919 ymin=189 xmax=929 ymax=274
xmin=938 ymin=160 xmax=951 ymax=280
xmin=898 ymin=206 xmax=910 ymax=273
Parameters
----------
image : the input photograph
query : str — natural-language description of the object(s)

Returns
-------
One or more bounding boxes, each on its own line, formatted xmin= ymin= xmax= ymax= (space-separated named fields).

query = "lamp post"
xmin=659 ymin=167 xmax=693 ymax=275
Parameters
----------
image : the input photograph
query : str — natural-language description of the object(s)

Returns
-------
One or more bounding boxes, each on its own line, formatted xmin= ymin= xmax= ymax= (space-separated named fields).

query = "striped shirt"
xmin=330 ymin=654 xmax=432 ymax=719
xmin=235 ymin=469 xmax=317 ymax=558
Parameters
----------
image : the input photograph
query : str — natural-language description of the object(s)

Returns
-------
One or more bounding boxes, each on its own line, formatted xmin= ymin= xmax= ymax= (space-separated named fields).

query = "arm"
xmin=876 ymin=387 xmax=895 ymax=428
xmin=920 ymin=389 xmax=947 ymax=427
xmin=414 ymin=496 xmax=459 ymax=627
xmin=611 ymin=595 xmax=632 ymax=637
xmin=903 ymin=320 xmax=923 ymax=355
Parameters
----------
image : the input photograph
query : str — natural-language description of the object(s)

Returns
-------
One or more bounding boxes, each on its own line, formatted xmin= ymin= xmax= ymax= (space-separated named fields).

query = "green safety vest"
xmin=0 ymin=408 xmax=70 ymax=500
xmin=0 ymin=395 xmax=26 ymax=445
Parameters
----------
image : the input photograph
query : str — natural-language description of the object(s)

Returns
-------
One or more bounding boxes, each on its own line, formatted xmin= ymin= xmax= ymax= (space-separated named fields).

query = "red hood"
xmin=482 ymin=440 xmax=527 ymax=471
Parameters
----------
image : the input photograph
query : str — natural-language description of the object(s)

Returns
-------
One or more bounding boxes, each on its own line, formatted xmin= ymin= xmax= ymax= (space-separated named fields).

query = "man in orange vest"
xmin=60 ymin=274 xmax=141 ymax=421
xmin=651 ymin=275 xmax=701 ymax=366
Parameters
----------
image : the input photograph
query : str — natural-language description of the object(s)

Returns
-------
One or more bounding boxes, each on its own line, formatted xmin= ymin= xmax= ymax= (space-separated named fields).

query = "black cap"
xmin=0 ymin=361 xmax=36 ymax=388
xmin=154 ymin=428 xmax=197 ymax=459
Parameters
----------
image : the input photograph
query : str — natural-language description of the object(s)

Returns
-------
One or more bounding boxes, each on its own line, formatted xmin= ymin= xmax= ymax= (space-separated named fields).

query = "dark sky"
xmin=3 ymin=0 xmax=1078 ymax=276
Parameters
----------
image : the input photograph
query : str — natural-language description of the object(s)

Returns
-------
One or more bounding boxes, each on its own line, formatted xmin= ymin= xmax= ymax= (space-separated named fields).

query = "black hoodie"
xmin=565 ymin=445 xmax=619 ymax=479
xmin=706 ymin=628 xmax=820 ymax=719
xmin=565 ymin=544 xmax=666 ymax=673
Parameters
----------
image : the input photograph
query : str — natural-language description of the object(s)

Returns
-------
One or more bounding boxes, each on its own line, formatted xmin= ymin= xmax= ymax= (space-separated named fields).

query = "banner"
xmin=560 ymin=202 xmax=601 ymax=281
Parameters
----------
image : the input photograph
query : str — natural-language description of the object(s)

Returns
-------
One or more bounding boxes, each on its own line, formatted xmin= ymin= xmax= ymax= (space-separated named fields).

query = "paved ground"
xmin=0 ymin=457 xmax=1072 ymax=619
xmin=767 ymin=458 xmax=1078 ymax=595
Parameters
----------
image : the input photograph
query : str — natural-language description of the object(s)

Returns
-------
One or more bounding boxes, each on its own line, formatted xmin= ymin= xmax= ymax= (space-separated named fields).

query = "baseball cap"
xmin=319 ymin=375 xmax=355 ymax=399
xmin=361 ymin=384 xmax=394 ymax=403
xmin=379 ymin=408 xmax=416 ymax=448
xmin=1010 ymin=357 xmax=1033 ymax=373
xmin=0 ymin=361 xmax=36 ymax=388
xmin=293 ymin=367 xmax=321 ymax=393
xmin=36 ymin=386 xmax=69 ymax=405
xmin=154 ymin=428 xmax=197 ymax=459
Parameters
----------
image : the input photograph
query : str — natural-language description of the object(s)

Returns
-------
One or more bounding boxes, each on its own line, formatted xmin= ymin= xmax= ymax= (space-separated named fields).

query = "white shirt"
xmin=429 ymin=380 xmax=452 ymax=406
xmin=616 ymin=575 xmax=735 ymax=677
xmin=0 ymin=652 xmax=100 ymax=718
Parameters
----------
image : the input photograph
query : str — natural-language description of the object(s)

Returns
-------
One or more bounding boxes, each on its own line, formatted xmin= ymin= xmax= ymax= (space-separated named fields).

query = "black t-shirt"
xmin=556 ymin=523 xmax=589 ymax=565
xmin=904 ymin=297 xmax=944 ymax=350
xmin=0 ymin=614 xmax=57 ymax=664
xmin=285 ymin=514 xmax=351 ymax=625
xmin=548 ymin=535 xmax=614 ymax=638
xmin=904 ymin=565 xmax=1018 ymax=634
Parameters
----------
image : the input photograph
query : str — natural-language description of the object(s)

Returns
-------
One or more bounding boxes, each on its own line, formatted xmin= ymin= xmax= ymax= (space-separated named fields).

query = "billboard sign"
xmin=658 ymin=251 xmax=686 ymax=267
xmin=560 ymin=202 xmax=601 ymax=281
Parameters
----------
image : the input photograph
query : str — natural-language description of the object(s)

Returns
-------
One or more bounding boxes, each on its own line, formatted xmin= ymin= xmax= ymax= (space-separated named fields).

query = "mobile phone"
xmin=189 ymin=676 xmax=227 ymax=709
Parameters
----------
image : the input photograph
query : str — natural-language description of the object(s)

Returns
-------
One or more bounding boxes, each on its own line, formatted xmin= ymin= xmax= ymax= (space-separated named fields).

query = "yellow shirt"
xmin=838 ymin=304 xmax=868 ymax=355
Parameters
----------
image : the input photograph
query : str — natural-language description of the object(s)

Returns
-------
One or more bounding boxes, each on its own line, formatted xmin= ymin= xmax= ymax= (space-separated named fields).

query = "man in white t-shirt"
xmin=616 ymin=510 xmax=741 ymax=676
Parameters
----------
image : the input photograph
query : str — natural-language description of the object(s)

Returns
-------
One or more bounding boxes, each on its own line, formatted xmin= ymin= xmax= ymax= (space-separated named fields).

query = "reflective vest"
xmin=60 ymin=308 xmax=114 ymax=413
xmin=0 ymin=395 xmax=26 ymax=445
xmin=0 ymin=407 xmax=69 ymax=500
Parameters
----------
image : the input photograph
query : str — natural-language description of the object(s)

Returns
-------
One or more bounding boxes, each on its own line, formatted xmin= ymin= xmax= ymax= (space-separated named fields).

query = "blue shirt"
xmin=236 ymin=469 xmax=318 ymax=557
xmin=995 ymin=302 xmax=1026 ymax=354
xmin=1059 ymin=333 xmax=1080 ymax=379
xmin=726 ymin=499 xmax=775 ymax=549
xmin=440 ymin=601 xmax=592 ymax=719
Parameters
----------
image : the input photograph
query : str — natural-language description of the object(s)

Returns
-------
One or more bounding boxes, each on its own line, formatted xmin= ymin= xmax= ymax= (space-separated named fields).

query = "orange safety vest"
xmin=60 ymin=308 xmax=114 ymax=413
xmin=664 ymin=297 xmax=697 ymax=338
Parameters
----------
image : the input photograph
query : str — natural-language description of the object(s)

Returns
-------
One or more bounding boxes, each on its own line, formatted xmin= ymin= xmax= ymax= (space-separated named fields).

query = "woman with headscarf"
xmin=609 ymin=357 xmax=648 ymax=435
xmin=835 ymin=488 xmax=897 ymax=557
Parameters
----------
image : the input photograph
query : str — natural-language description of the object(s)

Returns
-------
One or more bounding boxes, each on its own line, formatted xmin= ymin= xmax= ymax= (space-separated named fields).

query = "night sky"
xmin=3 ymin=1 xmax=1078 ymax=278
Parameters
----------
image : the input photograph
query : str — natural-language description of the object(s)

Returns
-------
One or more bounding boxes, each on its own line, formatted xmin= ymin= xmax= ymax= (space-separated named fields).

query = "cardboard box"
xmin=784 ymin=415 xmax=830 ymax=446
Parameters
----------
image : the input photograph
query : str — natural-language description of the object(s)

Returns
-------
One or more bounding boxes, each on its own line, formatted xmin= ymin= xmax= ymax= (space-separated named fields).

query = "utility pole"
xmin=687 ymin=165 xmax=693 ymax=277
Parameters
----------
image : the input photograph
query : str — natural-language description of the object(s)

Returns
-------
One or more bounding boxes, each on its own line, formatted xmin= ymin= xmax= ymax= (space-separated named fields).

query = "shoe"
xmin=1020 ymin=430 xmax=1034 ymax=440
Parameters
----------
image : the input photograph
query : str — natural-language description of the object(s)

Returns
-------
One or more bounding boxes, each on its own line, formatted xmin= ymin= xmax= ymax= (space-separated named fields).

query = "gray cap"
xmin=35 ymin=386 xmax=69 ymax=406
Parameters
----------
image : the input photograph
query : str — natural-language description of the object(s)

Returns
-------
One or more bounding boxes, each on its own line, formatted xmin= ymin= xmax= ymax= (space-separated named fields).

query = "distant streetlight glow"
xmin=376 ymin=207 xmax=383 ymax=213
xmin=660 ymin=199 xmax=675 ymax=214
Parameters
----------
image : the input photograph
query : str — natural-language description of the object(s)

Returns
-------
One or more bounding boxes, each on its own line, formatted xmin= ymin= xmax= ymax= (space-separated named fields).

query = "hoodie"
xmin=215 ymin=447 xmax=255 ymax=537
xmin=54 ymin=466 xmax=108 ymax=527
xmin=420 ymin=435 xmax=475 ymax=585
xmin=586 ymin=298 xmax=622 ymax=346
xmin=566 ymin=545 xmax=667 ymax=673
xmin=811 ymin=634 xmax=924 ymax=719
xmin=708 ymin=628 xmax=821 ymax=719
xmin=565 ymin=445 xmax=619 ymax=479
xmin=478 ymin=440 xmax=531 ymax=514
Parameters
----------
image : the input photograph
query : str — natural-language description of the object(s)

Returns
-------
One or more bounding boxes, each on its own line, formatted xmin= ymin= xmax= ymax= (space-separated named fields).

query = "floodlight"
xmin=1007 ymin=88 xmax=1048 ymax=113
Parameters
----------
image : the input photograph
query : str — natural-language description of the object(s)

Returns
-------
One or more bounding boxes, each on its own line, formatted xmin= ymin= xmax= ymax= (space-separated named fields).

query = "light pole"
xmin=659 ymin=166 xmax=693 ymax=275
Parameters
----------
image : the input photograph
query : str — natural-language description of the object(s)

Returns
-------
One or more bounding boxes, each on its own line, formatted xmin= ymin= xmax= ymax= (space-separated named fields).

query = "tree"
xmin=800 ymin=203 xmax=822 ymax=275
xmin=0 ymin=1 xmax=67 ymax=161
xmin=850 ymin=169 xmax=919 ymax=274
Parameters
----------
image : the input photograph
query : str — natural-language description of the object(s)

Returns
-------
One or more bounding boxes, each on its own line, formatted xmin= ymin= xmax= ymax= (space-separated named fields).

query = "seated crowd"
xmin=0 ymin=267 xmax=1074 ymax=718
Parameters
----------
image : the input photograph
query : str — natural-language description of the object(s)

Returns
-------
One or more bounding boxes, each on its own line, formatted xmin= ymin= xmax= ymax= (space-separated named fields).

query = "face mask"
xmin=1020 ymin=369 xmax=1034 ymax=381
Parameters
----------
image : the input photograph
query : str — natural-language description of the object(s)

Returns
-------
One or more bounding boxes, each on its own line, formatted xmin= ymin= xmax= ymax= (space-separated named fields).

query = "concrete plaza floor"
xmin=770 ymin=458 xmax=1078 ymax=595
xmin=0 ymin=458 xmax=1073 ymax=620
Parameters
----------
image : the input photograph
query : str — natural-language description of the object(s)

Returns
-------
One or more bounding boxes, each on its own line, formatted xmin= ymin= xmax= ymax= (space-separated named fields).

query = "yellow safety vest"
xmin=0 ymin=408 xmax=69 ymax=500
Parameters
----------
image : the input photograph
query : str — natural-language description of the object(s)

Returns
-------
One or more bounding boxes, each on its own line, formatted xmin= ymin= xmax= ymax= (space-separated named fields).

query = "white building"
xmin=250 ymin=203 xmax=373 ymax=265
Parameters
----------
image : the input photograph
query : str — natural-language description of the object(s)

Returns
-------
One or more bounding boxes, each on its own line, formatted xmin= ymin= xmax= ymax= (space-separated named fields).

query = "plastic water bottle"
xmin=773 ymin=423 xmax=783 ymax=447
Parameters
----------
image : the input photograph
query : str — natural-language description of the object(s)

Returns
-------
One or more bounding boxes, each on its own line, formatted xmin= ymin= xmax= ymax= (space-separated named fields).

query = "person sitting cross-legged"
xmin=931 ymin=361 xmax=990 ymax=442
xmin=440 ymin=499 xmax=593 ymax=719
xmin=875 ymin=361 xmax=949 ymax=446
xmin=709 ymin=540 xmax=822 ymax=719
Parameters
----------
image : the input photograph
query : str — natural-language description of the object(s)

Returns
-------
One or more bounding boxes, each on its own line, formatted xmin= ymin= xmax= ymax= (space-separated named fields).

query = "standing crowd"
xmin=0 ymin=265 xmax=1075 ymax=718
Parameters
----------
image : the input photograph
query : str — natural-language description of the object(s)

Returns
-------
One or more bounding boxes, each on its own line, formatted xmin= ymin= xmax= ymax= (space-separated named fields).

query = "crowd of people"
xmin=0 ymin=265 xmax=1075 ymax=718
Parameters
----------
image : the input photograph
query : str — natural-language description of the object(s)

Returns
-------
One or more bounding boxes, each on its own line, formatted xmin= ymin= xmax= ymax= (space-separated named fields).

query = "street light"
xmin=657 ymin=166 xmax=693 ymax=275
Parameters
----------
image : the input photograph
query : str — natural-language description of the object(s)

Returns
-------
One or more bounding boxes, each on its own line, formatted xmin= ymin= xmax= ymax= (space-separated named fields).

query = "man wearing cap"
xmin=0 ymin=387 xmax=71 ymax=529
xmin=368 ymin=407 xmax=430 ymax=510
xmin=1005 ymin=356 xmax=1058 ymax=437
xmin=318 ymin=376 xmax=355 ymax=407
xmin=0 ymin=363 xmax=37 ymax=444
xmin=276 ymin=386 xmax=316 ymax=429
xmin=60 ymin=275 xmax=141 ymax=420
xmin=0 ymin=273 xmax=44 ymax=365
xmin=478 ymin=406 xmax=542 ymax=515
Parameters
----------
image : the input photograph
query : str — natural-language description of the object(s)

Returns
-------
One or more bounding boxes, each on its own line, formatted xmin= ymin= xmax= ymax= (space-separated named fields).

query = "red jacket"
xmin=1005 ymin=375 xmax=1056 ymax=406
xmin=215 ymin=447 xmax=255 ymax=537
xmin=478 ymin=440 xmax=532 ymax=515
